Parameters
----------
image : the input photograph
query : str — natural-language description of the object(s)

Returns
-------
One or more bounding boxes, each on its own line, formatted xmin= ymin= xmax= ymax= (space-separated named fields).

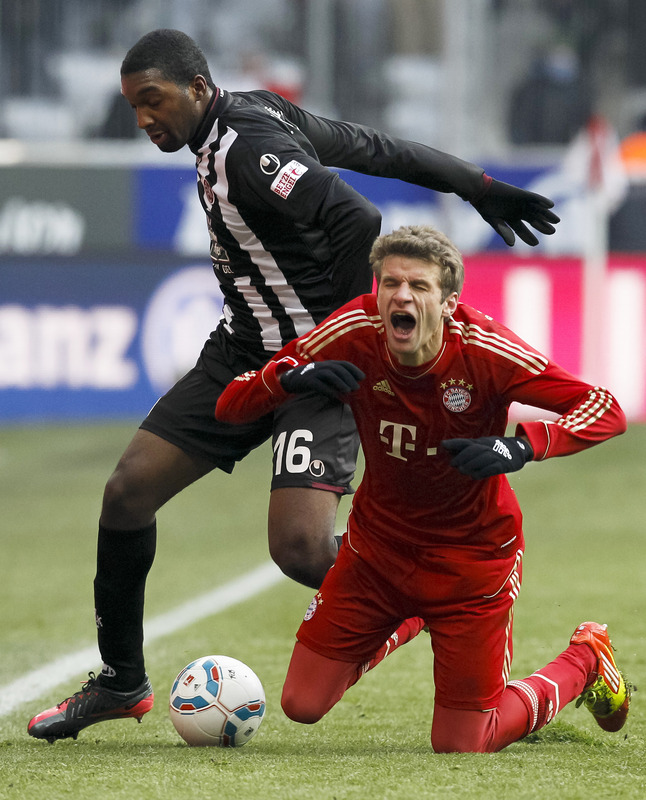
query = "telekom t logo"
xmin=379 ymin=420 xmax=416 ymax=461
xmin=379 ymin=420 xmax=438 ymax=461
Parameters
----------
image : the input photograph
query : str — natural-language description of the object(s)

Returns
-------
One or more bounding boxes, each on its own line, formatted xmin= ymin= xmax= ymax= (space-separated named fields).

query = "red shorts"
xmin=296 ymin=526 xmax=523 ymax=711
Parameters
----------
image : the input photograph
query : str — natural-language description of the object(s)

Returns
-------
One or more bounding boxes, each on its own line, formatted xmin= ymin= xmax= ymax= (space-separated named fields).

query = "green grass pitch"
xmin=0 ymin=421 xmax=644 ymax=799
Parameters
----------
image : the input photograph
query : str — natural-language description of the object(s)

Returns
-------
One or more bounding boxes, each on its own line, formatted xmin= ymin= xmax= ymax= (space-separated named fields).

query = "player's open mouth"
xmin=149 ymin=130 xmax=167 ymax=145
xmin=391 ymin=312 xmax=416 ymax=335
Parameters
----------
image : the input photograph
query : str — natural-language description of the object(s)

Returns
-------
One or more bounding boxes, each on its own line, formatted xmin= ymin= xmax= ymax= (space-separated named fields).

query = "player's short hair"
xmin=121 ymin=29 xmax=214 ymax=89
xmin=370 ymin=224 xmax=464 ymax=299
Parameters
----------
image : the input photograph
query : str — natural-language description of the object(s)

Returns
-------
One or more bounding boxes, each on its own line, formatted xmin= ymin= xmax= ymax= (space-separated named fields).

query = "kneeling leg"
xmin=281 ymin=641 xmax=360 ymax=724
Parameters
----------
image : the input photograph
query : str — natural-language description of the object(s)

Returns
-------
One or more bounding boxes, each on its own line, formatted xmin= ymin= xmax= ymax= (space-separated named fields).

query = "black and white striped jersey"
xmin=189 ymin=88 xmax=485 ymax=359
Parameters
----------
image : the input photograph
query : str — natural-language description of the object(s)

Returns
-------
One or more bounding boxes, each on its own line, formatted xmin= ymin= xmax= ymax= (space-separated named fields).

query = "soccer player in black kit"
xmin=28 ymin=28 xmax=559 ymax=742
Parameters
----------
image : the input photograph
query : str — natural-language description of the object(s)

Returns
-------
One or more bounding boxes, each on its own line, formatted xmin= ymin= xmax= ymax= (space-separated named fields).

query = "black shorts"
xmin=140 ymin=333 xmax=358 ymax=494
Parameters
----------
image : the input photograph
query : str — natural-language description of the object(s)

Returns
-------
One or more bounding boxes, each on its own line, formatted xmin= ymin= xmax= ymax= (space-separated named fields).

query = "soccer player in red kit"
xmin=216 ymin=225 xmax=631 ymax=752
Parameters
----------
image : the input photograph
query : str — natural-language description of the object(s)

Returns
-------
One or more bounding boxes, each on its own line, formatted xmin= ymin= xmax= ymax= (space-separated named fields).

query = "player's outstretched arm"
xmin=281 ymin=104 xmax=560 ymax=248
xmin=441 ymin=436 xmax=534 ymax=480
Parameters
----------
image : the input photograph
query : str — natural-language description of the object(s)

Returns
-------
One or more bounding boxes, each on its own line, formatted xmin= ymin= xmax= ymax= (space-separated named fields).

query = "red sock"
xmin=432 ymin=692 xmax=531 ymax=753
xmin=507 ymin=642 xmax=596 ymax=734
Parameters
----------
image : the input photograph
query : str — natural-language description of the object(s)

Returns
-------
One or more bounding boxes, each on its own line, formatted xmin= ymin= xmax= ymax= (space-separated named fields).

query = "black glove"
xmin=280 ymin=360 xmax=365 ymax=401
xmin=470 ymin=176 xmax=560 ymax=247
xmin=442 ymin=436 xmax=534 ymax=479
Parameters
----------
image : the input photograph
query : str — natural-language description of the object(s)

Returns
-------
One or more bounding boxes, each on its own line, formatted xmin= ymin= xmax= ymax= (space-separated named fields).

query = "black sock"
xmin=94 ymin=522 xmax=156 ymax=691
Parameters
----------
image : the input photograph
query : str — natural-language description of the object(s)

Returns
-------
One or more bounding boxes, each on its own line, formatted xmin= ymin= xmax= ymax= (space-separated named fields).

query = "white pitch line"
xmin=0 ymin=560 xmax=285 ymax=718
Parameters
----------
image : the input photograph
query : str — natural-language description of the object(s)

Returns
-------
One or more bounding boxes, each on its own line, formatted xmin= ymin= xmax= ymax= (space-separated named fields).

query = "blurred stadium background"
xmin=0 ymin=0 xmax=645 ymax=425
xmin=1 ymin=7 xmax=644 ymax=791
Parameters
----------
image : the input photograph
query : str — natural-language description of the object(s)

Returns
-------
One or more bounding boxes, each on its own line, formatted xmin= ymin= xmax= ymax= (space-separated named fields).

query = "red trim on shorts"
xmin=310 ymin=482 xmax=345 ymax=493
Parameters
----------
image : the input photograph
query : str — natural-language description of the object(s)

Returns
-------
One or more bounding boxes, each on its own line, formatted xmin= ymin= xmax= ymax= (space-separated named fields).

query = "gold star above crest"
xmin=441 ymin=377 xmax=474 ymax=390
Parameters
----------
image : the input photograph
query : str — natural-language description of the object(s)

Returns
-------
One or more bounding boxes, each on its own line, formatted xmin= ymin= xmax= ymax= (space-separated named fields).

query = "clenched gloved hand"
xmin=470 ymin=176 xmax=560 ymax=247
xmin=280 ymin=360 xmax=365 ymax=401
xmin=442 ymin=435 xmax=534 ymax=479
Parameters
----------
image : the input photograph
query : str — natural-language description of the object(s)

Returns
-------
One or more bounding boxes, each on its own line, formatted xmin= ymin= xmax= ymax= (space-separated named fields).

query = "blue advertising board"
xmin=0 ymin=255 xmax=221 ymax=422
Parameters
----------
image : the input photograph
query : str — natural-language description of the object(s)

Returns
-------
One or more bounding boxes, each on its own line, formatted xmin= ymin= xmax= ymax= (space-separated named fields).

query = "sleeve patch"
xmin=270 ymin=160 xmax=308 ymax=199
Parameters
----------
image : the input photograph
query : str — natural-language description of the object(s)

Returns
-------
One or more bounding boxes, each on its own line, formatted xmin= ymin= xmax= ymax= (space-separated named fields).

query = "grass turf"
xmin=0 ymin=421 xmax=644 ymax=799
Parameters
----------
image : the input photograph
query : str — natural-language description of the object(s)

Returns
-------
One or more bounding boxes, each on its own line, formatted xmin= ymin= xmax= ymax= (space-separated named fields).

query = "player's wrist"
xmin=511 ymin=436 xmax=533 ymax=464
xmin=468 ymin=172 xmax=493 ymax=204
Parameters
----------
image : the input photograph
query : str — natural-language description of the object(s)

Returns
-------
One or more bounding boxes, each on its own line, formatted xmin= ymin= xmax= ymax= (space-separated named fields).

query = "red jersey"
xmin=217 ymin=295 xmax=626 ymax=558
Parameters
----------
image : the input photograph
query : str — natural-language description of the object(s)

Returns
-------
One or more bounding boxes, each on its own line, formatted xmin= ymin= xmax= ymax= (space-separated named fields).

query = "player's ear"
xmin=442 ymin=292 xmax=458 ymax=317
xmin=191 ymin=74 xmax=210 ymax=100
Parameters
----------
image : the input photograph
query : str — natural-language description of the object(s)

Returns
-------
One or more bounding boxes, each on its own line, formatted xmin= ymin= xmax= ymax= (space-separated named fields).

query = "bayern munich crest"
xmin=304 ymin=594 xmax=321 ymax=621
xmin=442 ymin=385 xmax=472 ymax=413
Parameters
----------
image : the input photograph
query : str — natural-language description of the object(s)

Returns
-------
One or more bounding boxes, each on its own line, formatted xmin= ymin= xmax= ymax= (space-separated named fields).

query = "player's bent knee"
xmin=268 ymin=526 xmax=337 ymax=589
xmin=101 ymin=470 xmax=131 ymax=514
xmin=269 ymin=541 xmax=335 ymax=589
xmin=268 ymin=487 xmax=340 ymax=587
xmin=101 ymin=469 xmax=155 ymax=528
xmin=281 ymin=689 xmax=326 ymax=725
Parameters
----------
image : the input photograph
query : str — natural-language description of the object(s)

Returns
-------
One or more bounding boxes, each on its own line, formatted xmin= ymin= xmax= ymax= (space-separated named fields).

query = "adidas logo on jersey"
xmin=373 ymin=379 xmax=395 ymax=396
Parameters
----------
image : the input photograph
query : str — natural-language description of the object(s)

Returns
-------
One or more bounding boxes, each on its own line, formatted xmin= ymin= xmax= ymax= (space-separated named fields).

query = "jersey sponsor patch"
xmin=271 ymin=160 xmax=308 ymax=199
xmin=442 ymin=386 xmax=472 ymax=413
